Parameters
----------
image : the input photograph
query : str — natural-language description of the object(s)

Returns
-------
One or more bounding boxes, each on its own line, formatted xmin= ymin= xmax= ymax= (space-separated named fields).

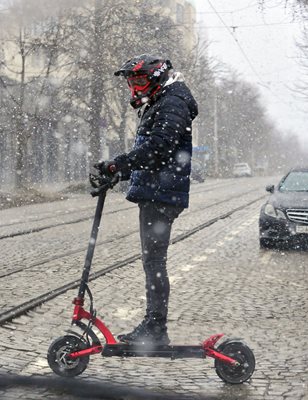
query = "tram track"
xmin=0 ymin=179 xmax=233 ymax=229
xmin=0 ymin=187 xmax=260 ymax=279
xmin=0 ymin=180 xmax=237 ymax=239
xmin=0 ymin=205 xmax=133 ymax=240
xmin=0 ymin=194 xmax=265 ymax=326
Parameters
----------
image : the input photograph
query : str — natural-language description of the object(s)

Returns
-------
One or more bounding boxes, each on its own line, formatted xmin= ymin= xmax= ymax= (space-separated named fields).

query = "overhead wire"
xmin=206 ymin=0 xmax=267 ymax=87
xmin=205 ymin=0 xmax=304 ymax=112
xmin=181 ymin=20 xmax=304 ymax=28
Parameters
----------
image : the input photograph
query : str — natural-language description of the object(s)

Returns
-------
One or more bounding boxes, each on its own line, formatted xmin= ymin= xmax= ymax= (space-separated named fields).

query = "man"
xmin=95 ymin=54 xmax=198 ymax=344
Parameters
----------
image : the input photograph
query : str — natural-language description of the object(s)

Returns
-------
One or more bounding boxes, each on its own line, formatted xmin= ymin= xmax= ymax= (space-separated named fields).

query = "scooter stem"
xmin=77 ymin=189 xmax=107 ymax=299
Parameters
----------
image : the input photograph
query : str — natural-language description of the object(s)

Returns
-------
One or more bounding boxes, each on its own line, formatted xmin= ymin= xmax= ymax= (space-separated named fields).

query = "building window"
xmin=176 ymin=3 xmax=184 ymax=24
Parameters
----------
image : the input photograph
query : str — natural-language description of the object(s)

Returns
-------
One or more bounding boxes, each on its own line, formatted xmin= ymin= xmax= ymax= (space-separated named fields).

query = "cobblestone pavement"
xmin=0 ymin=177 xmax=307 ymax=400
xmin=0 ymin=177 xmax=264 ymax=313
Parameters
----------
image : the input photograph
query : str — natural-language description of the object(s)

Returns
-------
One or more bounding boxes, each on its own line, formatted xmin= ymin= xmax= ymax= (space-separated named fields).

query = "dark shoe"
xmin=117 ymin=319 xmax=148 ymax=343
xmin=118 ymin=319 xmax=170 ymax=345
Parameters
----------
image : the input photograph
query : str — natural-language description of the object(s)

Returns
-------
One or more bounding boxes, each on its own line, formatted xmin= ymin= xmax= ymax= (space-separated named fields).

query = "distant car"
xmin=191 ymin=160 xmax=206 ymax=183
xmin=233 ymin=163 xmax=252 ymax=177
xmin=259 ymin=167 xmax=308 ymax=248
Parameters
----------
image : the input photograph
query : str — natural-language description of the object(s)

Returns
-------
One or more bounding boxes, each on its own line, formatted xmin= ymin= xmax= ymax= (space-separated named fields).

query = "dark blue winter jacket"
xmin=115 ymin=80 xmax=198 ymax=208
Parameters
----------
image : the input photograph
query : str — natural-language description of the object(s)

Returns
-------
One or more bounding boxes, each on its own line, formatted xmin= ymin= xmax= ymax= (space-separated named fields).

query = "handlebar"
xmin=89 ymin=173 xmax=120 ymax=197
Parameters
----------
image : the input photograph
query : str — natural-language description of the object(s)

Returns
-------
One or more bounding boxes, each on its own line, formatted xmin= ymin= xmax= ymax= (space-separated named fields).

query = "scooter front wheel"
xmin=47 ymin=335 xmax=89 ymax=377
xmin=214 ymin=340 xmax=255 ymax=384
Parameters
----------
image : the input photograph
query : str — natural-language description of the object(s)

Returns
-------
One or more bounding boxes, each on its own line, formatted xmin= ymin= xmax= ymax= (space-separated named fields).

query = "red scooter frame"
xmin=47 ymin=176 xmax=255 ymax=384
xmin=71 ymin=297 xmax=235 ymax=363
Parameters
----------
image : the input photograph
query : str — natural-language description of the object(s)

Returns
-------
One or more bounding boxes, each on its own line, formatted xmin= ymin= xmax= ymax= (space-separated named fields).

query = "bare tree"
xmin=294 ymin=26 xmax=308 ymax=100
xmin=0 ymin=1 xmax=72 ymax=188
xmin=202 ymin=72 xmax=279 ymax=176
xmin=56 ymin=0 xmax=190 ymax=163
xmin=0 ymin=0 xmax=202 ymax=188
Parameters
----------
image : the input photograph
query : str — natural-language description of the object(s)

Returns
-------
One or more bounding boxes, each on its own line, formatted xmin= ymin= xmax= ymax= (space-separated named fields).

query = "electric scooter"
xmin=47 ymin=174 xmax=255 ymax=384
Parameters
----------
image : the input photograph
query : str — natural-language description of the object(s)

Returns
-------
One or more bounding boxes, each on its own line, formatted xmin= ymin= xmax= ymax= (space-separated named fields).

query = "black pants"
xmin=139 ymin=202 xmax=183 ymax=322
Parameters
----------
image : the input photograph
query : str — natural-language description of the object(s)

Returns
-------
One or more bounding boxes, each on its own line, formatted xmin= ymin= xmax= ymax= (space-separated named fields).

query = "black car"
xmin=259 ymin=167 xmax=308 ymax=248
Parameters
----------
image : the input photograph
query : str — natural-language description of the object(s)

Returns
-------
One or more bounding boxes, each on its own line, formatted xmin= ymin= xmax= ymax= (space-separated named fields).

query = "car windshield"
xmin=279 ymin=171 xmax=308 ymax=192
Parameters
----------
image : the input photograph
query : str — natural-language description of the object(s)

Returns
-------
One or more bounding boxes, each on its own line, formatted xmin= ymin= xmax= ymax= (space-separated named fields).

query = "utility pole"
xmin=213 ymin=84 xmax=219 ymax=176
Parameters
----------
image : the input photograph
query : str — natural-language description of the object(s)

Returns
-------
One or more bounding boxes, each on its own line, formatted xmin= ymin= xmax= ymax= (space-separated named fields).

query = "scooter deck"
xmin=102 ymin=343 xmax=205 ymax=359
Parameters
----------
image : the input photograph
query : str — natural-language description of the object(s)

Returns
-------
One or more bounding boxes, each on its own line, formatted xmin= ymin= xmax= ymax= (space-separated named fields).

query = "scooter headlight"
xmin=264 ymin=204 xmax=286 ymax=219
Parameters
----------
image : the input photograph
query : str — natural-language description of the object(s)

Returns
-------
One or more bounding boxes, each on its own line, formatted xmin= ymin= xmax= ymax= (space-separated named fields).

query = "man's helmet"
xmin=114 ymin=54 xmax=173 ymax=109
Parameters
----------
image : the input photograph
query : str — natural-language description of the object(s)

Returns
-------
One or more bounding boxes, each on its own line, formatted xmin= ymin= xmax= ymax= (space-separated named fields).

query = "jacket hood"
xmin=162 ymin=76 xmax=198 ymax=120
xmin=164 ymin=71 xmax=185 ymax=86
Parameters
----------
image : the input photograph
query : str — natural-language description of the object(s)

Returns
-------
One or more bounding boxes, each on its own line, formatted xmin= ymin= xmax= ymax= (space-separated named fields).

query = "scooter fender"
xmin=69 ymin=321 xmax=101 ymax=346
xmin=216 ymin=337 xmax=246 ymax=349
xmin=202 ymin=335 xmax=244 ymax=364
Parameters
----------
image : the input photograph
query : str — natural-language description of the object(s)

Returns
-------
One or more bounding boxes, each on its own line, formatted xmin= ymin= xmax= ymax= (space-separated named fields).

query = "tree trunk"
xmin=88 ymin=73 xmax=104 ymax=163
xmin=88 ymin=0 xmax=105 ymax=164
xmin=14 ymin=29 xmax=28 ymax=189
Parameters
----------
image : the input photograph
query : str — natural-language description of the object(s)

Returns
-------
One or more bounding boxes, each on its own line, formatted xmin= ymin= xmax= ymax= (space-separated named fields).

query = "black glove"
xmin=89 ymin=173 xmax=110 ymax=189
xmin=93 ymin=160 xmax=118 ymax=177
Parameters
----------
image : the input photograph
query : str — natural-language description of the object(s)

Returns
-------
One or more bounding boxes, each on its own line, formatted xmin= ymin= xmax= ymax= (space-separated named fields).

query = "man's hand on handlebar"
xmin=93 ymin=160 xmax=119 ymax=178
xmin=94 ymin=160 xmax=120 ymax=184
xmin=89 ymin=160 xmax=120 ymax=196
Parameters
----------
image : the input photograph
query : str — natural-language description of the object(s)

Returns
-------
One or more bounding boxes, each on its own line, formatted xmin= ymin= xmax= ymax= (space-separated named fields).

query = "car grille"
xmin=286 ymin=209 xmax=308 ymax=224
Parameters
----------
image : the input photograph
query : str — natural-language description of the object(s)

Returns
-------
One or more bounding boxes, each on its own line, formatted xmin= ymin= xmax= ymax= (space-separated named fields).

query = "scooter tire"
xmin=47 ymin=335 xmax=89 ymax=377
xmin=214 ymin=340 xmax=255 ymax=384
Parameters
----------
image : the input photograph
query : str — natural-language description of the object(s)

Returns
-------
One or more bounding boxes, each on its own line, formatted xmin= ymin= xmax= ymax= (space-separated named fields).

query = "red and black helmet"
xmin=114 ymin=54 xmax=173 ymax=109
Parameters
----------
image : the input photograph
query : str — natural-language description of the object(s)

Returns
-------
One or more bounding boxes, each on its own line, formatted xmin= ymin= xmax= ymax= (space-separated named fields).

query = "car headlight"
xmin=276 ymin=209 xmax=286 ymax=219
xmin=264 ymin=204 xmax=286 ymax=219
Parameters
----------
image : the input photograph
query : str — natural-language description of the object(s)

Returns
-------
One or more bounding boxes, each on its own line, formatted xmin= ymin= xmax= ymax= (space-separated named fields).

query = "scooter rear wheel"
xmin=214 ymin=340 xmax=255 ymax=384
xmin=47 ymin=335 xmax=89 ymax=377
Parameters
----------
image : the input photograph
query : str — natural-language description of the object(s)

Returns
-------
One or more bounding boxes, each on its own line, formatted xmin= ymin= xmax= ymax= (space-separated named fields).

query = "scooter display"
xmin=47 ymin=174 xmax=255 ymax=384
